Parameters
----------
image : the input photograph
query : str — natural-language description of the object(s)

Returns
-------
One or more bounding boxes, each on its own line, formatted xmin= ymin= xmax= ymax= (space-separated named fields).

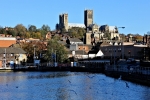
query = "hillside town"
xmin=0 ymin=9 xmax=150 ymax=69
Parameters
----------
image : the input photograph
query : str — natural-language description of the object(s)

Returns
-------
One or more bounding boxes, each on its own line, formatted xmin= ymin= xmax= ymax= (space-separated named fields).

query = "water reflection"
xmin=0 ymin=72 xmax=149 ymax=100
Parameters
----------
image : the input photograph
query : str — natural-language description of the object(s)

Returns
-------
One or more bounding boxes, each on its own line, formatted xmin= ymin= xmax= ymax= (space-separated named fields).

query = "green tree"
xmin=45 ymin=39 xmax=68 ymax=62
xmin=78 ymin=28 xmax=86 ymax=38
xmin=7 ymin=29 xmax=16 ymax=36
xmin=68 ymin=27 xmax=86 ymax=38
xmin=61 ymin=28 xmax=66 ymax=33
xmin=0 ymin=27 xmax=7 ymax=35
xmin=120 ymin=34 xmax=126 ymax=41
xmin=28 ymin=25 xmax=37 ymax=32
xmin=41 ymin=24 xmax=50 ymax=31
xmin=39 ymin=25 xmax=51 ymax=40
xmin=103 ymin=32 xmax=111 ymax=40
xmin=25 ymin=32 xmax=31 ymax=38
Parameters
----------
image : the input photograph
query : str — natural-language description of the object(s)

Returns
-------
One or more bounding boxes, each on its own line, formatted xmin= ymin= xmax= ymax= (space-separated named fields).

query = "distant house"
xmin=46 ymin=32 xmax=51 ymax=40
xmin=88 ymin=50 xmax=104 ymax=58
xmin=67 ymin=50 xmax=88 ymax=59
xmin=0 ymin=37 xmax=16 ymax=47
xmin=25 ymin=38 xmax=40 ymax=42
xmin=0 ymin=47 xmax=27 ymax=68
xmin=67 ymin=38 xmax=83 ymax=44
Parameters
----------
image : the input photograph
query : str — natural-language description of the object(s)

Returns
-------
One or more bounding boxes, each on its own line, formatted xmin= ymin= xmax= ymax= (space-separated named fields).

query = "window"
xmin=88 ymin=14 xmax=92 ymax=18
xmin=10 ymin=53 xmax=14 ymax=56
xmin=109 ymin=49 xmax=111 ymax=52
xmin=3 ymin=53 xmax=6 ymax=57
xmin=105 ymin=48 xmax=107 ymax=52
xmin=118 ymin=48 xmax=121 ymax=52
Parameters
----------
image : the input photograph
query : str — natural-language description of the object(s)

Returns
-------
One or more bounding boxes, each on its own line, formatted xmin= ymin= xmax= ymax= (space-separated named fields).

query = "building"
xmin=68 ymin=23 xmax=85 ymax=29
xmin=0 ymin=37 xmax=16 ymax=47
xmin=0 ymin=47 xmax=27 ymax=68
xmin=84 ymin=9 xmax=93 ymax=28
xmin=56 ymin=13 xmax=68 ymax=31
xmin=56 ymin=9 xmax=121 ymax=46
xmin=98 ymin=42 xmax=147 ymax=59
xmin=143 ymin=34 xmax=150 ymax=47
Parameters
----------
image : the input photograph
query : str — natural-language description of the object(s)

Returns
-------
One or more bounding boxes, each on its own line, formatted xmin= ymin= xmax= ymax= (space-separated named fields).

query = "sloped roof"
xmin=109 ymin=26 xmax=117 ymax=31
xmin=68 ymin=50 xmax=87 ymax=55
xmin=88 ymin=50 xmax=99 ymax=54
xmin=101 ymin=42 xmax=111 ymax=46
xmin=0 ymin=47 xmax=26 ymax=54
xmin=57 ymin=40 xmax=66 ymax=45
xmin=69 ymin=38 xmax=83 ymax=42
xmin=68 ymin=23 xmax=85 ymax=28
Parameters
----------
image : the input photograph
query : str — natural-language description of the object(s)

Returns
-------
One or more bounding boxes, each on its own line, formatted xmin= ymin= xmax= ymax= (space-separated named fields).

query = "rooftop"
xmin=68 ymin=23 xmax=85 ymax=28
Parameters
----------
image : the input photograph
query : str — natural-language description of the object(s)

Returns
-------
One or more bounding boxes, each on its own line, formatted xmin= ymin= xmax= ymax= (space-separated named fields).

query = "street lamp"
xmin=54 ymin=50 xmax=57 ymax=67
xmin=3 ymin=48 xmax=6 ymax=68
xmin=34 ymin=47 xmax=35 ymax=60
xmin=112 ymin=26 xmax=125 ymax=70
xmin=115 ymin=27 xmax=125 ymax=59
xmin=33 ymin=45 xmax=36 ymax=66
xmin=83 ymin=36 xmax=84 ymax=59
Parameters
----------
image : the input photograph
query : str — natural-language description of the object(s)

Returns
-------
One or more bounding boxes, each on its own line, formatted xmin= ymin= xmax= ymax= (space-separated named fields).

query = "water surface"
xmin=0 ymin=71 xmax=149 ymax=100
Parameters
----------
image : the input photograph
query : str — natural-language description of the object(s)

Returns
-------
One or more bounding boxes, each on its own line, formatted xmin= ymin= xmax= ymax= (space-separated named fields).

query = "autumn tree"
xmin=14 ymin=24 xmax=27 ymax=38
xmin=134 ymin=34 xmax=143 ymax=41
xmin=22 ymin=41 xmax=46 ymax=62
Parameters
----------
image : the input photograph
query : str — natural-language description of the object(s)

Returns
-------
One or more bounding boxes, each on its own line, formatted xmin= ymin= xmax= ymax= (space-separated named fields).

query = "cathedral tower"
xmin=58 ymin=13 xmax=68 ymax=31
xmin=84 ymin=9 xmax=93 ymax=28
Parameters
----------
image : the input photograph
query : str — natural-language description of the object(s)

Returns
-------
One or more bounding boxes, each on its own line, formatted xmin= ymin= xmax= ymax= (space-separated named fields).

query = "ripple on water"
xmin=0 ymin=72 xmax=149 ymax=100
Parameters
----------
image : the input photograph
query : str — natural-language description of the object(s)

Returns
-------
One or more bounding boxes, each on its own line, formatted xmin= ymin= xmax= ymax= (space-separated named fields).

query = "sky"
xmin=0 ymin=0 xmax=150 ymax=35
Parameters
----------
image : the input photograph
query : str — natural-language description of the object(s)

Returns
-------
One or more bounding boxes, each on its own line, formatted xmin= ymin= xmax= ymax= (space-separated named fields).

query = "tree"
xmin=0 ymin=27 xmax=7 ymax=35
xmin=134 ymin=35 xmax=143 ymax=41
xmin=14 ymin=24 xmax=27 ymax=38
xmin=25 ymin=32 xmax=31 ymax=38
xmin=120 ymin=34 xmax=126 ymax=41
xmin=28 ymin=25 xmax=37 ymax=32
xmin=45 ymin=39 xmax=68 ymax=62
xmin=7 ymin=29 xmax=16 ymax=36
xmin=22 ymin=41 xmax=46 ymax=62
xmin=103 ymin=32 xmax=111 ymax=40
xmin=41 ymin=24 xmax=51 ymax=31
xmin=61 ymin=28 xmax=66 ymax=33
xmin=39 ymin=25 xmax=51 ymax=40
xmin=78 ymin=28 xmax=86 ymax=38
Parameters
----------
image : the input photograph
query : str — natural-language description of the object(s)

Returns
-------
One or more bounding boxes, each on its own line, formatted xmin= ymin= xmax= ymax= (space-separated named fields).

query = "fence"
xmin=105 ymin=65 xmax=150 ymax=75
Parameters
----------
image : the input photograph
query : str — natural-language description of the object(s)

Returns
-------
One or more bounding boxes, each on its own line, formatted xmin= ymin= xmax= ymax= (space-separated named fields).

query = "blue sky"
xmin=0 ymin=0 xmax=150 ymax=35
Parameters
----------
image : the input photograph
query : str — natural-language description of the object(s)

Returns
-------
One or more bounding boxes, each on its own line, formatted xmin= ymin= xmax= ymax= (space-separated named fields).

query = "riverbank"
xmin=104 ymin=71 xmax=150 ymax=86
xmin=1 ymin=66 xmax=150 ymax=87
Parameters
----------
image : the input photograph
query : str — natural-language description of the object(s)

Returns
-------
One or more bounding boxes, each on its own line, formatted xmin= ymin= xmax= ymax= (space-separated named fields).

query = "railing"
xmin=105 ymin=65 xmax=150 ymax=75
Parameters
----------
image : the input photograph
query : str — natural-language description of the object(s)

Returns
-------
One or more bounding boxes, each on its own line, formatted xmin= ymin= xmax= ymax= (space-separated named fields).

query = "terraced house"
xmin=0 ymin=47 xmax=27 ymax=68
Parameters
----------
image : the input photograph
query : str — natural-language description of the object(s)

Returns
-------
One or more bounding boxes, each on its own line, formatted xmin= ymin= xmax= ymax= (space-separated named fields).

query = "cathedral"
xmin=56 ymin=9 xmax=120 ymax=45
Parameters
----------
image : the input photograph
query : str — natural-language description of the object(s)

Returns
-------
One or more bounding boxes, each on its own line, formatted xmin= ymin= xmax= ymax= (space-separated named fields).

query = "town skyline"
xmin=0 ymin=0 xmax=150 ymax=35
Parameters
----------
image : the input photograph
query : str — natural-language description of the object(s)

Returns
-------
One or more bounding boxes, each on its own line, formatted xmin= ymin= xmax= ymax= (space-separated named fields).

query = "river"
xmin=0 ymin=71 xmax=149 ymax=100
